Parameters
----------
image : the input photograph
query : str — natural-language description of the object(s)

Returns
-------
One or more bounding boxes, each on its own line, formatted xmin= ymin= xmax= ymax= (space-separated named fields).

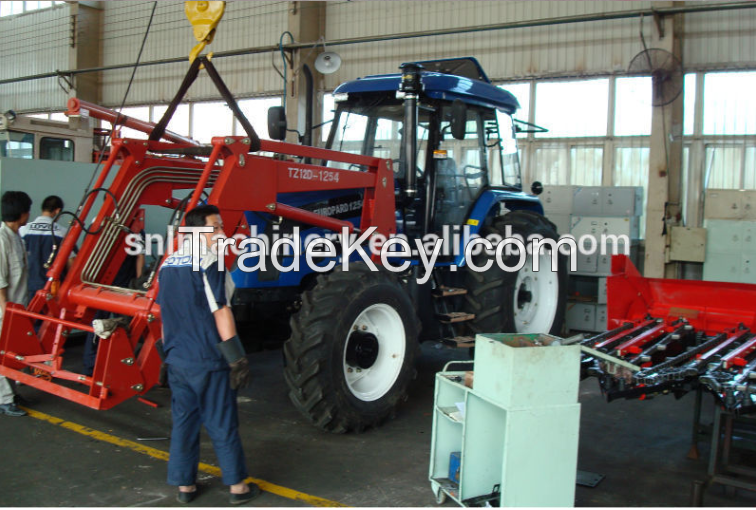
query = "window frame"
xmin=0 ymin=1 xmax=63 ymax=17
xmin=39 ymin=136 xmax=75 ymax=162
xmin=0 ymin=130 xmax=35 ymax=159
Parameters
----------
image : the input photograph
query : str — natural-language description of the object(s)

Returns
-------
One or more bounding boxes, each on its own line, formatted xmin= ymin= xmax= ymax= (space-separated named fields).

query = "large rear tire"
xmin=283 ymin=263 xmax=420 ymax=433
xmin=463 ymin=210 xmax=566 ymax=336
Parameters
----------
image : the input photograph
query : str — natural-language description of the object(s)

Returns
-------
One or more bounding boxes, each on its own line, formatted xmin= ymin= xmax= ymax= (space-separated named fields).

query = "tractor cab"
xmin=324 ymin=57 xmax=525 ymax=237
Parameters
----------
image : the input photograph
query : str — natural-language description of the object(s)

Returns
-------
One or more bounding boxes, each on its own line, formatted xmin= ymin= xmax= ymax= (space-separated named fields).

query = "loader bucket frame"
xmin=608 ymin=254 xmax=756 ymax=334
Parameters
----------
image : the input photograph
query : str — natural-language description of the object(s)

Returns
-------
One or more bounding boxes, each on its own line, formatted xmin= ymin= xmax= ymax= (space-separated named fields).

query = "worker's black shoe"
xmin=229 ymin=483 xmax=261 ymax=505
xmin=0 ymin=403 xmax=27 ymax=417
xmin=176 ymin=488 xmax=197 ymax=504
xmin=14 ymin=394 xmax=35 ymax=406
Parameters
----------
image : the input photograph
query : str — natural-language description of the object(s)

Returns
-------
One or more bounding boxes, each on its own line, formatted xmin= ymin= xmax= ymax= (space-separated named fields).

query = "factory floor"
xmin=2 ymin=338 xmax=756 ymax=507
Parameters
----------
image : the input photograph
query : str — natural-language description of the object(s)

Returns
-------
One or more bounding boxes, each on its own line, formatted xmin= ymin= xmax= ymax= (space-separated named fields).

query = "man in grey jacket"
xmin=0 ymin=191 xmax=31 ymax=417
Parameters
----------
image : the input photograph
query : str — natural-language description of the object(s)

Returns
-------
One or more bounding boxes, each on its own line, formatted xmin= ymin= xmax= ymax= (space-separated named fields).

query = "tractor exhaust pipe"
xmin=302 ymin=64 xmax=314 ymax=147
xmin=400 ymin=63 xmax=423 ymax=200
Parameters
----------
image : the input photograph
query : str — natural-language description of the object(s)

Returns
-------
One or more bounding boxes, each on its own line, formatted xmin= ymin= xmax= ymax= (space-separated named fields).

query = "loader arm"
xmin=0 ymin=132 xmax=395 ymax=410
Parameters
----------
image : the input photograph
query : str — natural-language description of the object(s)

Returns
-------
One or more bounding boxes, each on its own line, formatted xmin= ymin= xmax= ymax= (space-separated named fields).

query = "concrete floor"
xmin=2 ymin=338 xmax=756 ymax=507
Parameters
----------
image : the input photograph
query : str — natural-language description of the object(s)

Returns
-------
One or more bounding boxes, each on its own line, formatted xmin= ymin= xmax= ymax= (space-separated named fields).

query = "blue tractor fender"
xmin=452 ymin=189 xmax=544 ymax=268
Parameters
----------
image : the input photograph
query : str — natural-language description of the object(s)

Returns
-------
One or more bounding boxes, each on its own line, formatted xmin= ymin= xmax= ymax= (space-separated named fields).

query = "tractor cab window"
xmin=431 ymin=105 xmax=522 ymax=230
xmin=326 ymin=100 xmax=429 ymax=180
xmin=438 ymin=105 xmax=488 ymax=195
xmin=432 ymin=105 xmax=490 ymax=229
xmin=490 ymin=113 xmax=522 ymax=188
xmin=436 ymin=105 xmax=521 ymax=190
xmin=0 ymin=130 xmax=34 ymax=159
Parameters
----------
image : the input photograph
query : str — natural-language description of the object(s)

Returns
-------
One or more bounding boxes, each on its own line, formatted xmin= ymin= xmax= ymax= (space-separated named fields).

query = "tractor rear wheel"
xmin=463 ymin=210 xmax=566 ymax=336
xmin=283 ymin=263 xmax=419 ymax=433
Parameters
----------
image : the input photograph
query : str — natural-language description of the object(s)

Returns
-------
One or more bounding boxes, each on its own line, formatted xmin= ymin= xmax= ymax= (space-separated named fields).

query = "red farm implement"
xmin=0 ymin=56 xmax=395 ymax=411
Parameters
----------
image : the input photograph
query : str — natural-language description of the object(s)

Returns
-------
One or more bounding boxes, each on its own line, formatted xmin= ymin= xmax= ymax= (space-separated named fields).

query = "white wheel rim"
xmin=513 ymin=252 xmax=559 ymax=333
xmin=343 ymin=303 xmax=406 ymax=402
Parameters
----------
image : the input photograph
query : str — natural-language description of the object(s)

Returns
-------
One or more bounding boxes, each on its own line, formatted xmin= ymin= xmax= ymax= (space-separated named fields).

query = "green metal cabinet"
xmin=429 ymin=333 xmax=581 ymax=507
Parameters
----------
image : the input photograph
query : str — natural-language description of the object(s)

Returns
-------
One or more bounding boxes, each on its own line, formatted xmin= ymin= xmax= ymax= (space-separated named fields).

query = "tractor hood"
xmin=334 ymin=69 xmax=520 ymax=114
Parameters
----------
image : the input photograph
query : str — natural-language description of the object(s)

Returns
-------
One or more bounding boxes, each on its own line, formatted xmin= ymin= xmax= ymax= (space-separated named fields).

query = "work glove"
xmin=155 ymin=339 xmax=169 ymax=387
xmin=229 ymin=357 xmax=251 ymax=390
xmin=158 ymin=363 xmax=169 ymax=387
xmin=92 ymin=316 xmax=130 ymax=339
xmin=217 ymin=335 xmax=250 ymax=390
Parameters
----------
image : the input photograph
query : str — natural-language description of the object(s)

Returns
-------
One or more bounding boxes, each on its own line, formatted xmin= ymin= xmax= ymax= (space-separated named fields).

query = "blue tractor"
xmin=232 ymin=58 xmax=566 ymax=432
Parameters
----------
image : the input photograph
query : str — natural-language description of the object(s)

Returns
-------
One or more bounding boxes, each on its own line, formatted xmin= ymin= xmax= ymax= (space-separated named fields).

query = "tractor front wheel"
xmin=283 ymin=263 xmax=419 ymax=433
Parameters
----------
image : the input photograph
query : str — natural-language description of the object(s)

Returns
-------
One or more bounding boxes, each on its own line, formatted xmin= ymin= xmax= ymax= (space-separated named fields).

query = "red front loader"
xmin=0 ymin=56 xmax=395 ymax=412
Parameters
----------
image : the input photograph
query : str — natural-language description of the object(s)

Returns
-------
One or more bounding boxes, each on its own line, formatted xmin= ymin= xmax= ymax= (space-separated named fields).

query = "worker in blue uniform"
xmin=157 ymin=204 xmax=259 ymax=505
xmin=19 ymin=195 xmax=72 ymax=303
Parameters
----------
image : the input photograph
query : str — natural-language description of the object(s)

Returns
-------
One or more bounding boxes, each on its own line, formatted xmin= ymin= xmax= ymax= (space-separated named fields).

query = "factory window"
xmin=703 ymin=71 xmax=756 ymax=135
xmin=700 ymin=142 xmax=756 ymax=191
xmin=614 ymin=77 xmax=651 ymax=136
xmin=115 ymin=106 xmax=150 ymax=140
xmin=705 ymin=144 xmax=746 ymax=189
xmin=26 ymin=2 xmax=59 ymax=10
xmin=743 ymin=147 xmax=756 ymax=189
xmin=613 ymin=147 xmax=649 ymax=189
xmin=531 ymin=145 xmax=602 ymax=186
xmin=683 ymin=73 xmax=696 ymax=136
xmin=614 ymin=146 xmax=649 ymax=237
xmin=322 ymin=94 xmax=335 ymax=143
xmin=0 ymin=2 xmax=24 ymax=16
xmin=235 ymin=97 xmax=282 ymax=140
xmin=192 ymin=102 xmax=234 ymax=144
xmin=681 ymin=145 xmax=691 ymax=224
xmin=25 ymin=112 xmax=69 ymax=122
xmin=0 ymin=1 xmax=63 ymax=16
xmin=498 ymin=82 xmax=530 ymax=137
xmin=119 ymin=99 xmax=280 ymax=146
xmin=151 ymin=104 xmax=190 ymax=139
xmin=0 ymin=131 xmax=34 ymax=159
xmin=49 ymin=112 xmax=68 ymax=123
xmin=534 ymin=78 xmax=609 ymax=138
xmin=40 ymin=137 xmax=74 ymax=162
xmin=570 ymin=147 xmax=603 ymax=185
xmin=532 ymin=147 xmax=568 ymax=185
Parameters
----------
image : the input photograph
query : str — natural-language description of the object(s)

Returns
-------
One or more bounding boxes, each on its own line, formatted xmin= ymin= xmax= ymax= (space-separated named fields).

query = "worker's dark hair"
xmin=42 ymin=195 xmax=64 ymax=213
xmin=185 ymin=204 xmax=220 ymax=227
xmin=1 ymin=191 xmax=32 ymax=222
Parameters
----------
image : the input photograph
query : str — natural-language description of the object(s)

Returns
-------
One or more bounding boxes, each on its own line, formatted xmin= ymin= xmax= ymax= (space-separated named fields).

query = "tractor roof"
xmin=334 ymin=57 xmax=520 ymax=114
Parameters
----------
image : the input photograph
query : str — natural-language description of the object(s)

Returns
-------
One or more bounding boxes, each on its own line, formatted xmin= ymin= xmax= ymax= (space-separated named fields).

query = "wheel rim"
xmin=513 ymin=252 xmax=559 ymax=333
xmin=344 ymin=303 xmax=406 ymax=402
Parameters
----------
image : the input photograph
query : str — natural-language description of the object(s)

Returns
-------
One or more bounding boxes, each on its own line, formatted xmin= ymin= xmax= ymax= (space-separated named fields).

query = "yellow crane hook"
xmin=185 ymin=1 xmax=226 ymax=65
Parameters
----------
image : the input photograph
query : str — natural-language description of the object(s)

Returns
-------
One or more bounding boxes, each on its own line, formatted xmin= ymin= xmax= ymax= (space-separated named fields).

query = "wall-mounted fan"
xmin=628 ymin=47 xmax=683 ymax=107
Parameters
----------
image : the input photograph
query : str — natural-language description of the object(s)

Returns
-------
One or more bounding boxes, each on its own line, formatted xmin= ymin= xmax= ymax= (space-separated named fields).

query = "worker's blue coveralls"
xmin=20 ymin=215 xmax=69 ymax=303
xmin=156 ymin=243 xmax=248 ymax=487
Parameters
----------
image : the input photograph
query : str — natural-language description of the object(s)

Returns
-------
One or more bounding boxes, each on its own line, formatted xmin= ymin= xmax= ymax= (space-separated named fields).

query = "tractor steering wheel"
xmin=463 ymin=164 xmax=486 ymax=181
xmin=463 ymin=164 xmax=487 ymax=200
